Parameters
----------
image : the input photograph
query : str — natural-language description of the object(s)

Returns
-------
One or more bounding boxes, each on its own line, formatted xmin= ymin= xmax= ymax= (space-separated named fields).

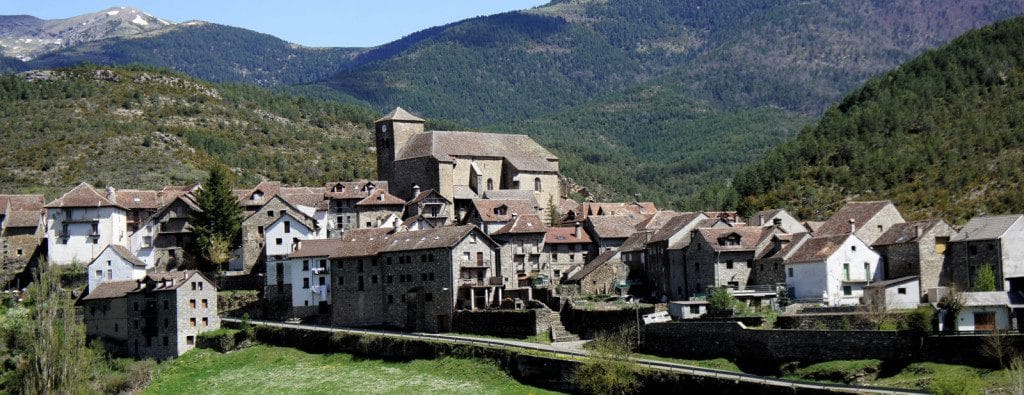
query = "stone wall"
xmin=642 ymin=322 xmax=919 ymax=369
xmin=563 ymin=302 xmax=655 ymax=339
xmin=451 ymin=308 xmax=550 ymax=338
xmin=775 ymin=313 xmax=880 ymax=330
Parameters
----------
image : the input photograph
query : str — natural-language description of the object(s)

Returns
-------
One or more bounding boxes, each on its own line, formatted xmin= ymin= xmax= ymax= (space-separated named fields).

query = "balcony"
xmin=311 ymin=267 xmax=328 ymax=276
xmin=458 ymin=277 xmax=502 ymax=287
xmin=458 ymin=259 xmax=492 ymax=268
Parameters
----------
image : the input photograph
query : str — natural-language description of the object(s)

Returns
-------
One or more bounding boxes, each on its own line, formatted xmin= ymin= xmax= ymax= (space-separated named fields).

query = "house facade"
xmin=238 ymin=195 xmax=319 ymax=272
xmin=944 ymin=215 xmax=1024 ymax=292
xmin=45 ymin=183 xmax=128 ymax=265
xmin=785 ymin=234 xmax=883 ymax=306
xmin=0 ymin=194 xmax=44 ymax=279
xmin=814 ymin=200 xmax=905 ymax=245
xmin=684 ymin=226 xmax=775 ymax=298
xmin=129 ymin=194 xmax=200 ymax=270
xmin=87 ymin=245 xmax=147 ymax=292
xmin=873 ymin=220 xmax=956 ymax=296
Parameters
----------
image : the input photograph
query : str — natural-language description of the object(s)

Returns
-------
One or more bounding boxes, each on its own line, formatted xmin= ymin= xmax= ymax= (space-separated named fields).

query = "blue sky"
xmin=0 ymin=1 xmax=551 ymax=47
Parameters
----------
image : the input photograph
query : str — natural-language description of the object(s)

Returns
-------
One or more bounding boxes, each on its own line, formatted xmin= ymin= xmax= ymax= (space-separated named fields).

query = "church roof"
xmin=376 ymin=107 xmax=425 ymax=123
xmin=396 ymin=131 xmax=558 ymax=173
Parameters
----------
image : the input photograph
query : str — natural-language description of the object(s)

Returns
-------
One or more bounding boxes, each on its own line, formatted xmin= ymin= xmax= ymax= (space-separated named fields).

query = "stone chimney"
xmin=758 ymin=213 xmax=765 ymax=225
xmin=574 ymin=222 xmax=581 ymax=239
xmin=412 ymin=184 xmax=421 ymax=197
xmin=106 ymin=186 xmax=116 ymax=201
xmin=157 ymin=190 xmax=165 ymax=206
xmin=849 ymin=218 xmax=856 ymax=234
xmin=915 ymin=225 xmax=922 ymax=238
xmin=378 ymin=191 xmax=385 ymax=201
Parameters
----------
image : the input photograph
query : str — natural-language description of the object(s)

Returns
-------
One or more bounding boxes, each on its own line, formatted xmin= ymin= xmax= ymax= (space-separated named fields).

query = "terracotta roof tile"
xmin=873 ymin=220 xmax=946 ymax=246
xmin=816 ymin=201 xmax=896 ymax=236
xmin=545 ymin=226 xmax=592 ymax=244
xmin=492 ymin=214 xmax=548 ymax=235
xmin=44 ymin=183 xmax=124 ymax=209
xmin=356 ymin=190 xmax=406 ymax=206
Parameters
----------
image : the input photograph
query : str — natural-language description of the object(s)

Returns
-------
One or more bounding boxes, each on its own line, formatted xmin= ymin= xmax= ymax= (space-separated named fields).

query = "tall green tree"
xmin=188 ymin=165 xmax=243 ymax=272
xmin=19 ymin=264 xmax=90 ymax=393
xmin=974 ymin=265 xmax=997 ymax=292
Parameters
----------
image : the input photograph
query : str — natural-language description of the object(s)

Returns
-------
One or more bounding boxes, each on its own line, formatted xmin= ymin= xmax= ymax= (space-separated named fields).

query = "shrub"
xmin=197 ymin=329 xmax=239 ymax=353
xmin=572 ymin=325 xmax=640 ymax=394
xmin=903 ymin=306 xmax=935 ymax=333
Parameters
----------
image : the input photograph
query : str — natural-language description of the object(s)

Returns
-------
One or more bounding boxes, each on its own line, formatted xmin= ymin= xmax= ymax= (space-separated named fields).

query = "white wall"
xmin=882 ymin=281 xmax=921 ymax=309
xmin=264 ymin=214 xmax=316 ymax=259
xmin=47 ymin=207 xmax=128 ymax=265
xmin=1000 ymin=216 xmax=1024 ymax=280
xmin=824 ymin=235 xmax=881 ymax=306
xmin=786 ymin=261 xmax=828 ymax=300
xmin=87 ymin=248 xmax=145 ymax=292
xmin=269 ymin=256 xmax=331 ymax=308
xmin=956 ymin=306 xmax=1011 ymax=331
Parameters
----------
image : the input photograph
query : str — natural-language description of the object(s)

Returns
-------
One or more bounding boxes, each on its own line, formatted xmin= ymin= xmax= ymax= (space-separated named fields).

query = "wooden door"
xmin=974 ymin=312 xmax=996 ymax=331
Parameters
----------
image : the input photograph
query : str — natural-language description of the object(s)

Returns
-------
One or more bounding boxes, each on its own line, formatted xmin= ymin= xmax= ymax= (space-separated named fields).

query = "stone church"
xmin=375 ymin=107 xmax=561 ymax=221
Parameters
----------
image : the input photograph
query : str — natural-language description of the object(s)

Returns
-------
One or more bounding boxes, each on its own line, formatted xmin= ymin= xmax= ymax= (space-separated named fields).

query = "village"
xmin=0 ymin=107 xmax=1019 ymax=362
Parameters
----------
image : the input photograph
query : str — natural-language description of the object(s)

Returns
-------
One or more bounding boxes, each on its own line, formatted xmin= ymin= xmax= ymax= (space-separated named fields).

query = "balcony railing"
xmin=311 ymin=267 xmax=328 ymax=276
xmin=458 ymin=277 xmax=502 ymax=287
xmin=458 ymin=259 xmax=492 ymax=268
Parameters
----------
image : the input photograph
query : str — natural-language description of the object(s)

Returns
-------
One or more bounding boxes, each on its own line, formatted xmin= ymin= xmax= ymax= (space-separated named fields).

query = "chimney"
xmin=758 ymin=213 xmax=765 ymax=225
xmin=849 ymin=218 xmax=856 ymax=233
xmin=137 ymin=280 xmax=145 ymax=290
xmin=574 ymin=222 xmax=581 ymax=239
xmin=378 ymin=191 xmax=385 ymax=201
xmin=157 ymin=191 xmax=165 ymax=206
xmin=106 ymin=186 xmax=116 ymax=201
xmin=915 ymin=225 xmax=922 ymax=238
xmin=412 ymin=184 xmax=421 ymax=197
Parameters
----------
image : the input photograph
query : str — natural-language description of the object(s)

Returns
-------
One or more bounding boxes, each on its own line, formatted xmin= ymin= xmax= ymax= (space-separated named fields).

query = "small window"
xmin=787 ymin=268 xmax=793 ymax=278
xmin=358 ymin=276 xmax=364 ymax=291
xmin=276 ymin=238 xmax=283 ymax=245
xmin=338 ymin=276 xmax=344 ymax=285
xmin=303 ymin=260 xmax=310 ymax=271
xmin=191 ymin=282 xmax=197 ymax=291
xmin=425 ymin=293 xmax=434 ymax=302
xmin=842 ymin=286 xmax=852 ymax=296
xmin=372 ymin=275 xmax=379 ymax=284
xmin=163 ymin=336 xmax=169 ymax=346
xmin=189 ymin=318 xmax=196 ymax=327
xmin=268 ymin=211 xmax=274 ymax=218
xmin=202 ymin=317 xmax=209 ymax=326
xmin=689 ymin=306 xmax=700 ymax=314
xmin=387 ymin=294 xmax=394 ymax=304
xmin=201 ymin=299 xmax=208 ymax=308
xmin=851 ymin=245 xmax=857 ymax=251
xmin=284 ymin=221 xmax=291 ymax=233
xmin=534 ymin=177 xmax=542 ymax=192
xmin=897 ymin=287 xmax=907 ymax=295
xmin=189 ymin=299 xmax=196 ymax=309
xmin=726 ymin=260 xmax=734 ymax=269
xmin=95 ymin=270 xmax=102 ymax=278
xmin=303 ymin=278 xmax=310 ymax=289
xmin=186 ymin=336 xmax=195 ymax=346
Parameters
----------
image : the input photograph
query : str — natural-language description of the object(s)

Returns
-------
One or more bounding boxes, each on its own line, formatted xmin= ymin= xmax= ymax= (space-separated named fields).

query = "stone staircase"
xmin=550 ymin=318 xmax=580 ymax=342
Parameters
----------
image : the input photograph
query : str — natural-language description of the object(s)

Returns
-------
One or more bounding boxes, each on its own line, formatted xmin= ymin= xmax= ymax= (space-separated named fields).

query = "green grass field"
xmin=144 ymin=345 xmax=559 ymax=395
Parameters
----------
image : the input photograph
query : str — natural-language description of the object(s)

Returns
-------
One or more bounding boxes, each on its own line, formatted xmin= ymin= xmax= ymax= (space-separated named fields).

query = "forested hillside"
xmin=0 ymin=66 xmax=377 ymax=198
xmin=734 ymin=17 xmax=1024 ymax=223
xmin=25 ymin=23 xmax=364 ymax=86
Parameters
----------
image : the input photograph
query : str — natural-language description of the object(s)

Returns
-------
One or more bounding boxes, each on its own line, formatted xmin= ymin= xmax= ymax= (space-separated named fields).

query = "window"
xmin=864 ymin=262 xmax=870 ymax=281
xmin=387 ymin=295 xmax=394 ymax=304
xmin=386 ymin=257 xmax=392 ymax=265
xmin=303 ymin=260 xmax=309 ymax=271
xmin=371 ymin=275 xmax=379 ymax=284
xmin=114 ymin=323 xmax=119 ymax=333
xmin=189 ymin=299 xmax=196 ymax=309
xmin=268 ymin=211 xmax=274 ymax=218
xmin=358 ymin=276 xmax=364 ymax=291
xmin=16 ymin=249 xmax=22 ymax=256
xmin=198 ymin=282 xmax=203 ymax=291
xmin=338 ymin=276 xmax=344 ymax=285
xmin=689 ymin=306 xmax=700 ymax=314
xmin=843 ymin=263 xmax=850 ymax=281
xmin=486 ymin=178 xmax=494 ymax=190
xmin=95 ymin=270 xmax=102 ymax=278
xmin=191 ymin=282 xmax=197 ymax=291
xmin=202 ymin=317 xmax=209 ymax=326
xmin=201 ymin=299 xmax=208 ymax=308
xmin=425 ymin=293 xmax=434 ymax=302
xmin=386 ymin=275 xmax=393 ymax=284
xmin=258 ymin=226 xmax=264 ymax=235
xmin=163 ymin=318 xmax=169 ymax=328
xmin=284 ymin=221 xmax=291 ymax=233
xmin=275 ymin=238 xmax=283 ymax=245
xmin=163 ymin=336 xmax=169 ymax=346
xmin=787 ymin=268 xmax=793 ymax=278
xmin=303 ymin=278 xmax=310 ymax=289
xmin=186 ymin=336 xmax=195 ymax=346
xmin=969 ymin=245 xmax=978 ymax=255
xmin=319 ymin=276 xmax=326 ymax=286
xmin=842 ymin=286 xmax=852 ymax=296
xmin=534 ymin=177 xmax=542 ymax=192
xmin=897 ymin=287 xmax=907 ymax=295
xmin=421 ymin=273 xmax=428 ymax=281
xmin=190 ymin=318 xmax=196 ymax=327
xmin=569 ymin=254 xmax=575 ymax=262
xmin=726 ymin=260 xmax=734 ymax=269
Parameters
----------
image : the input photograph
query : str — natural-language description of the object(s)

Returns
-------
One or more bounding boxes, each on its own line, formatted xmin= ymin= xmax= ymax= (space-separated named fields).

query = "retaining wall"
xmin=451 ymin=308 xmax=551 ymax=338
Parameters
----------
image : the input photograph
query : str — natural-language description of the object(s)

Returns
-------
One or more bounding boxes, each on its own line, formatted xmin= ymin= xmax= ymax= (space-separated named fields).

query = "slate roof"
xmin=803 ymin=221 xmax=824 ymax=233
xmin=113 ymin=189 xmax=164 ymax=210
xmin=579 ymin=202 xmax=658 ymax=218
xmin=396 ymin=131 xmax=558 ymax=173
xmin=568 ymin=250 xmax=619 ymax=282
xmin=0 ymin=194 xmax=44 ymax=211
xmin=291 ymin=228 xmax=395 ymax=259
xmin=107 ymin=245 xmax=147 ymax=267
xmin=587 ymin=215 xmax=643 ymax=240
xmin=491 ymin=214 xmax=547 ymax=235
xmin=481 ymin=190 xmax=540 ymax=207
xmin=324 ymin=180 xmax=388 ymax=200
xmin=696 ymin=226 xmax=774 ymax=253
xmin=786 ymin=234 xmax=853 ymax=264
xmin=470 ymin=199 xmax=538 ymax=222
xmin=376 ymin=106 xmax=425 ymax=123
xmin=407 ymin=189 xmax=448 ymax=205
xmin=544 ymin=226 xmax=592 ymax=244
xmin=453 ymin=185 xmax=479 ymax=200
xmin=747 ymin=209 xmax=789 ymax=226
xmin=635 ymin=210 xmax=679 ymax=231
xmin=81 ymin=270 xmax=206 ymax=301
xmin=962 ymin=291 xmax=1010 ymax=307
xmin=44 ymin=183 xmax=125 ymax=209
xmin=650 ymin=212 xmax=706 ymax=243
xmin=619 ymin=231 xmax=653 ymax=253
xmin=282 ymin=192 xmax=328 ymax=210
xmin=758 ymin=232 xmax=811 ymax=261
xmin=864 ymin=276 xmax=919 ymax=289
xmin=873 ymin=220 xmax=946 ymax=246
xmin=381 ymin=225 xmax=493 ymax=253
xmin=816 ymin=201 xmax=896 ymax=236
xmin=356 ymin=190 xmax=406 ymax=206
xmin=3 ymin=210 xmax=41 ymax=228
xmin=951 ymin=214 xmax=1024 ymax=242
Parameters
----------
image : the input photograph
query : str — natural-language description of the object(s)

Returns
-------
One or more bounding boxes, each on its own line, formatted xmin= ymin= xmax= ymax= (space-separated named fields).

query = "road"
xmin=222 ymin=317 xmax=926 ymax=395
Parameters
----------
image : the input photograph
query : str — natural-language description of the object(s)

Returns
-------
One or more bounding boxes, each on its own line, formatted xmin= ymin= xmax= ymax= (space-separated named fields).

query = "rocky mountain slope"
xmin=0 ymin=7 xmax=171 ymax=61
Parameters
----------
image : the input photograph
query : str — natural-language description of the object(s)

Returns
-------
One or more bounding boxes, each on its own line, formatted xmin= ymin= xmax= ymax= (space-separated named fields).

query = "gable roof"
xmin=492 ymin=214 xmax=548 ymax=236
xmin=650 ymin=212 xmax=706 ymax=243
xmin=816 ymin=201 xmax=897 ymax=237
xmin=620 ymin=231 xmax=653 ymax=253
xmin=873 ymin=220 xmax=947 ymax=246
xmin=470 ymin=199 xmax=538 ymax=222
xmin=356 ymin=190 xmax=407 ymax=206
xmin=0 ymin=194 xmax=44 ymax=211
xmin=407 ymin=189 xmax=449 ymax=205
xmin=481 ymin=189 xmax=540 ymax=207
xmin=3 ymin=210 xmax=41 ymax=228
xmin=759 ymin=232 xmax=811 ymax=261
xmin=282 ymin=192 xmax=329 ymax=211
xmin=568 ymin=250 xmax=619 ymax=282
xmin=696 ymin=226 xmax=774 ymax=253
xmin=113 ymin=189 xmax=164 ymax=210
xmin=864 ymin=276 xmax=919 ymax=289
xmin=80 ymin=270 xmax=208 ymax=301
xmin=951 ymin=214 xmax=1024 ymax=242
xmin=97 ymin=244 xmax=146 ymax=268
xmin=396 ymin=131 xmax=558 ymax=173
xmin=587 ymin=215 xmax=643 ymax=240
xmin=324 ymin=180 xmax=388 ymax=200
xmin=377 ymin=106 xmax=425 ymax=123
xmin=242 ymin=195 xmax=316 ymax=224
xmin=545 ymin=226 xmax=592 ymax=244
xmin=786 ymin=234 xmax=855 ymax=264
xmin=381 ymin=225 xmax=496 ymax=253
xmin=44 ymin=183 xmax=125 ymax=209
xmin=963 ymin=291 xmax=1010 ymax=307
xmin=578 ymin=202 xmax=658 ymax=220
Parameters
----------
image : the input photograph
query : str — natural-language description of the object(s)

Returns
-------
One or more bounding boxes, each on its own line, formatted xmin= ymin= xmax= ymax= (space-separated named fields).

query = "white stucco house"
xmin=87 ymin=245 xmax=147 ymax=292
xmin=862 ymin=276 xmax=921 ymax=310
xmin=265 ymin=212 xmax=319 ymax=260
xmin=936 ymin=291 xmax=1014 ymax=332
xmin=45 ymin=183 xmax=129 ymax=265
xmin=785 ymin=234 xmax=883 ymax=306
xmin=668 ymin=300 xmax=709 ymax=320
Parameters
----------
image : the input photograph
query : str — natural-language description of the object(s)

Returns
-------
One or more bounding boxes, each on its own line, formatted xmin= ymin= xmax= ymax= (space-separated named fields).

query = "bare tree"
xmin=21 ymin=263 xmax=90 ymax=393
xmin=982 ymin=330 xmax=1018 ymax=369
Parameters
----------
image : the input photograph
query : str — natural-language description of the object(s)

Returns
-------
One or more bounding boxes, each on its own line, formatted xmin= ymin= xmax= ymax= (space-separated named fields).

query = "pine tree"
xmin=188 ymin=165 xmax=242 ymax=272
xmin=547 ymin=196 xmax=560 ymax=226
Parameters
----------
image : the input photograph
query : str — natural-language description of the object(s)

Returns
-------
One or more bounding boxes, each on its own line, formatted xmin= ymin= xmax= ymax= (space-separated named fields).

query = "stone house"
xmin=746 ymin=209 xmax=804 ymax=234
xmin=584 ymin=215 xmax=643 ymax=253
xmin=814 ymin=200 xmax=906 ymax=245
xmin=784 ymin=234 xmax=882 ymax=306
xmin=862 ymin=276 xmax=921 ymax=310
xmin=463 ymin=198 xmax=538 ymax=235
xmin=641 ymin=212 xmax=708 ymax=299
xmin=565 ymin=250 xmax=627 ymax=295
xmin=944 ymin=214 xmax=1024 ymax=292
xmin=374 ymin=107 xmax=560 ymax=221
xmin=0 ymin=194 xmax=44 ymax=279
xmin=87 ymin=245 xmax=147 ymax=292
xmin=751 ymin=232 xmax=809 ymax=286
xmin=129 ymin=194 xmax=200 ymax=270
xmin=684 ymin=226 xmax=776 ymax=299
xmin=543 ymin=223 xmax=593 ymax=284
xmin=872 ymin=219 xmax=956 ymax=297
xmin=79 ymin=270 xmax=219 ymax=360
xmin=324 ymin=180 xmax=389 ymax=233
xmin=45 ymin=183 xmax=129 ymax=265
xmin=404 ymin=187 xmax=451 ymax=228
xmin=238 ymin=195 xmax=319 ymax=272
xmin=354 ymin=189 xmax=406 ymax=229
xmin=331 ymin=225 xmax=502 ymax=333
xmin=113 ymin=185 xmax=198 ymax=234
xmin=563 ymin=201 xmax=658 ymax=225
xmin=491 ymin=214 xmax=548 ymax=290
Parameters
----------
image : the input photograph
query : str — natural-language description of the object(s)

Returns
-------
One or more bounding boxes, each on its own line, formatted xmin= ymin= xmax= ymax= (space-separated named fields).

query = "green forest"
xmin=0 ymin=65 xmax=378 ymax=198
xmin=734 ymin=16 xmax=1024 ymax=223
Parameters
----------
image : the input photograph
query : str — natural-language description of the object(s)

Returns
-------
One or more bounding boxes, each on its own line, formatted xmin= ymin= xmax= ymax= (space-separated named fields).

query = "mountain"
xmin=733 ymin=17 xmax=1024 ymax=223
xmin=0 ymin=65 xmax=378 ymax=198
xmin=0 ymin=7 xmax=171 ymax=61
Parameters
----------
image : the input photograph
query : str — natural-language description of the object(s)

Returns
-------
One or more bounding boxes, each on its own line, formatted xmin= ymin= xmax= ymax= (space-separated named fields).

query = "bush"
xmin=197 ymin=329 xmax=239 ymax=353
xmin=572 ymin=325 xmax=640 ymax=394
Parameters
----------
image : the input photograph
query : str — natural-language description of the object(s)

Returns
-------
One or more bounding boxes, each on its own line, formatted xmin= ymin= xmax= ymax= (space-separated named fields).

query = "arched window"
xmin=486 ymin=178 xmax=494 ymax=190
xmin=534 ymin=177 xmax=542 ymax=192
